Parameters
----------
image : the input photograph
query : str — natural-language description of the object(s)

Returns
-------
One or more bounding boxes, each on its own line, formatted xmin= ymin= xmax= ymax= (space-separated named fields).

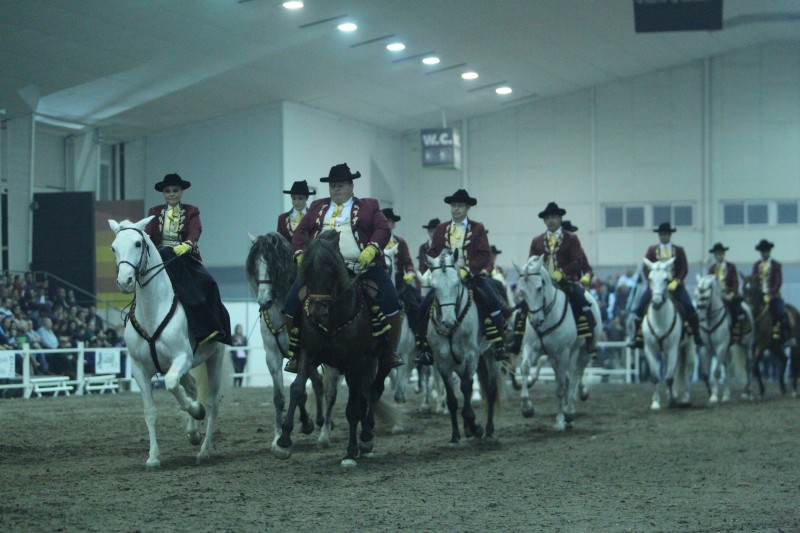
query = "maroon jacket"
xmin=144 ymin=203 xmax=202 ymax=261
xmin=291 ymin=196 xmax=390 ymax=267
xmin=418 ymin=241 xmax=432 ymax=274
xmin=529 ymin=231 xmax=586 ymax=282
xmin=428 ymin=220 xmax=493 ymax=277
xmin=751 ymin=259 xmax=782 ymax=298
xmin=388 ymin=235 xmax=415 ymax=277
xmin=276 ymin=210 xmax=303 ymax=243
xmin=707 ymin=261 xmax=739 ymax=295
xmin=644 ymin=244 xmax=688 ymax=281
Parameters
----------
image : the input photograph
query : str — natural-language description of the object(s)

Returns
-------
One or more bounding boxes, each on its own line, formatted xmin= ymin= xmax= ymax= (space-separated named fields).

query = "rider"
xmin=281 ymin=163 xmax=405 ymax=373
xmin=752 ymin=239 xmax=795 ymax=348
xmin=561 ymin=220 xmax=593 ymax=288
xmin=143 ymin=173 xmax=232 ymax=346
xmin=418 ymin=218 xmax=440 ymax=275
xmin=413 ymin=189 xmax=511 ymax=365
xmin=628 ymin=222 xmax=703 ymax=349
xmin=707 ymin=242 xmax=745 ymax=340
xmin=382 ymin=208 xmax=423 ymax=341
xmin=509 ymin=202 xmax=597 ymax=357
xmin=277 ymin=180 xmax=315 ymax=243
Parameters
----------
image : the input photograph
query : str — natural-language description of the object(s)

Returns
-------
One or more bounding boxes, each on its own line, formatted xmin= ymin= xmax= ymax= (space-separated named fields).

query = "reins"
xmin=522 ymin=271 xmax=569 ymax=352
xmin=428 ymin=262 xmax=474 ymax=365
xmin=698 ymin=285 xmax=729 ymax=336
xmin=646 ymin=295 xmax=679 ymax=352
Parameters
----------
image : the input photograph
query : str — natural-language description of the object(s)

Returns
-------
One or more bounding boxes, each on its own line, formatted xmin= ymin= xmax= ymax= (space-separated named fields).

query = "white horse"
xmin=425 ymin=249 xmax=499 ymax=444
xmin=513 ymin=255 xmax=599 ymax=430
xmin=641 ymin=257 xmax=695 ymax=410
xmin=246 ymin=232 xmax=340 ymax=448
xmin=695 ymin=274 xmax=755 ymax=402
xmin=382 ymin=241 xmax=418 ymax=406
xmin=109 ymin=217 xmax=227 ymax=468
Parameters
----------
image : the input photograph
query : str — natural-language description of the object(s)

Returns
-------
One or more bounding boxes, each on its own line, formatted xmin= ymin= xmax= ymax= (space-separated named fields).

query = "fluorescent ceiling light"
xmin=337 ymin=22 xmax=358 ymax=32
xmin=422 ymin=56 xmax=440 ymax=65
xmin=282 ymin=1 xmax=303 ymax=9
xmin=495 ymin=86 xmax=513 ymax=95
xmin=386 ymin=42 xmax=405 ymax=52
xmin=461 ymin=71 xmax=479 ymax=80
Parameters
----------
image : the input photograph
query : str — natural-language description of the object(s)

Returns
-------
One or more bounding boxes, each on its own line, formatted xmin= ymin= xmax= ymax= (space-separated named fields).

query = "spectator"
xmin=86 ymin=305 xmax=104 ymax=333
xmin=230 ymin=324 xmax=248 ymax=387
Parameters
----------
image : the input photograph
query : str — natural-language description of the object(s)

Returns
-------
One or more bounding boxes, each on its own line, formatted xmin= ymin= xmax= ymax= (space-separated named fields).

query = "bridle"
xmin=519 ymin=268 xmax=568 ymax=348
xmin=697 ymin=280 xmax=728 ymax=335
xmin=114 ymin=227 xmax=172 ymax=288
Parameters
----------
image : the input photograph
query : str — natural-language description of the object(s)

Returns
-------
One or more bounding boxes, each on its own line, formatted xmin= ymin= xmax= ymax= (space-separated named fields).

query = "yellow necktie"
xmin=547 ymin=233 xmax=557 ymax=251
xmin=450 ymin=225 xmax=462 ymax=247
xmin=167 ymin=206 xmax=179 ymax=231
xmin=661 ymin=245 xmax=672 ymax=260
xmin=329 ymin=204 xmax=343 ymax=228
xmin=292 ymin=211 xmax=303 ymax=225
xmin=716 ymin=264 xmax=726 ymax=282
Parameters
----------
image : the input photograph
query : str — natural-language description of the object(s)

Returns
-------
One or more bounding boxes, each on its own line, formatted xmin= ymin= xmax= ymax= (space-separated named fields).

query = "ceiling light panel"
xmin=422 ymin=56 xmax=440 ymax=65
xmin=386 ymin=42 xmax=405 ymax=51
xmin=337 ymin=22 xmax=358 ymax=32
xmin=496 ymin=86 xmax=512 ymax=95
xmin=462 ymin=71 xmax=479 ymax=80
xmin=282 ymin=1 xmax=303 ymax=9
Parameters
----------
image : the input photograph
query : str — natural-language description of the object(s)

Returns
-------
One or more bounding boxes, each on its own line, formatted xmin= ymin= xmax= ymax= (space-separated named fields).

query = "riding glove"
xmin=296 ymin=253 xmax=303 ymax=266
xmin=667 ymin=279 xmax=679 ymax=291
xmin=459 ymin=267 xmax=470 ymax=280
xmin=403 ymin=272 xmax=416 ymax=285
xmin=579 ymin=273 xmax=591 ymax=286
xmin=763 ymin=294 xmax=770 ymax=303
xmin=551 ymin=269 xmax=564 ymax=283
xmin=357 ymin=245 xmax=378 ymax=269
xmin=173 ymin=242 xmax=191 ymax=256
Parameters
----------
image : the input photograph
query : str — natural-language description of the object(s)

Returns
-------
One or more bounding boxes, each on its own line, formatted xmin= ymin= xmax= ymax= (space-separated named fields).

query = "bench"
xmin=30 ymin=376 xmax=73 ymax=398
xmin=83 ymin=375 xmax=120 ymax=394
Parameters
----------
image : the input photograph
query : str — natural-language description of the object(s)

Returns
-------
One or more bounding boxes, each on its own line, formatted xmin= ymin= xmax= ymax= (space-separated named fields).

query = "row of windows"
xmin=602 ymin=200 xmax=799 ymax=229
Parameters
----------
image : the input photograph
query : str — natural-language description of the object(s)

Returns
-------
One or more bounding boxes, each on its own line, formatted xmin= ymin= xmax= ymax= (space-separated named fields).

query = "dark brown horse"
xmin=272 ymin=230 xmax=397 ymax=466
xmin=741 ymin=274 xmax=800 ymax=396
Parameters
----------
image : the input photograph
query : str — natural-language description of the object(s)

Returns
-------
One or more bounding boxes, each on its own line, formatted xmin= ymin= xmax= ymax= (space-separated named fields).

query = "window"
xmin=722 ymin=200 xmax=799 ymax=226
xmin=674 ymin=205 xmax=693 ymax=226
xmin=603 ymin=202 xmax=695 ymax=229
xmin=778 ymin=202 xmax=798 ymax=224
xmin=625 ymin=206 xmax=644 ymax=227
xmin=605 ymin=206 xmax=623 ymax=228
xmin=723 ymin=203 xmax=744 ymax=225
xmin=652 ymin=205 xmax=671 ymax=226
xmin=747 ymin=203 xmax=768 ymax=225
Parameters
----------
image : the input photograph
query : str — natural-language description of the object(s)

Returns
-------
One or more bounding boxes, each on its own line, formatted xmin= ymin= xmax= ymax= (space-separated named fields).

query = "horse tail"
xmin=191 ymin=345 xmax=232 ymax=405
xmin=373 ymin=396 xmax=404 ymax=431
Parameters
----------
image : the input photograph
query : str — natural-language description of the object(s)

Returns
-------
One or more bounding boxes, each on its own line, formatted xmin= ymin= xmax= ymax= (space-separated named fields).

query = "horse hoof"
xmin=564 ymin=412 xmax=575 ymax=424
xmin=419 ymin=404 xmax=432 ymax=414
xmin=709 ymin=396 xmax=719 ymax=404
xmin=360 ymin=452 xmax=375 ymax=458
xmin=391 ymin=424 xmax=404 ymax=434
xmin=196 ymin=451 xmax=211 ymax=465
xmin=318 ymin=435 xmax=331 ymax=448
xmin=300 ymin=420 xmax=315 ymax=435
xmin=341 ymin=458 xmax=357 ymax=468
xmin=192 ymin=403 xmax=206 ymax=421
xmin=359 ymin=440 xmax=374 ymax=454
xmin=522 ymin=407 xmax=535 ymax=418
xmin=650 ymin=402 xmax=661 ymax=411
xmin=472 ymin=424 xmax=485 ymax=439
xmin=145 ymin=459 xmax=161 ymax=470
xmin=579 ymin=390 xmax=589 ymax=402
xmin=448 ymin=441 xmax=460 ymax=448
xmin=273 ymin=445 xmax=292 ymax=460
xmin=187 ymin=431 xmax=202 ymax=446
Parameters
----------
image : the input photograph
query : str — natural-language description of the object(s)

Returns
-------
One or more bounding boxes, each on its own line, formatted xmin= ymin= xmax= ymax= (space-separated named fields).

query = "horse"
xmin=640 ymin=257 xmax=695 ymax=410
xmin=245 ymin=232 xmax=340 ymax=448
xmin=273 ymin=230 xmax=398 ymax=467
xmin=109 ymin=217 xmax=227 ymax=468
xmin=512 ymin=255 xmax=598 ymax=430
xmin=382 ymin=240 xmax=418 ymax=406
xmin=695 ymin=274 xmax=755 ymax=402
xmin=741 ymin=274 xmax=800 ymax=397
xmin=424 ymin=248 xmax=499 ymax=444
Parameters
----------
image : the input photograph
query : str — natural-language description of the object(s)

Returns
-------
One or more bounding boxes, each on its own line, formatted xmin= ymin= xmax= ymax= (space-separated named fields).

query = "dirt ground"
xmin=1 ymin=377 xmax=798 ymax=533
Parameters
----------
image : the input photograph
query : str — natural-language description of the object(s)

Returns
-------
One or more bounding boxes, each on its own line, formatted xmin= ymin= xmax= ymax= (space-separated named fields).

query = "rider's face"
xmin=658 ymin=232 xmax=672 ymax=244
xmin=713 ymin=251 xmax=725 ymax=262
xmin=544 ymin=214 xmax=561 ymax=233
xmin=329 ymin=180 xmax=354 ymax=205
xmin=291 ymin=195 xmax=308 ymax=211
xmin=450 ymin=202 xmax=469 ymax=222
xmin=162 ymin=186 xmax=183 ymax=207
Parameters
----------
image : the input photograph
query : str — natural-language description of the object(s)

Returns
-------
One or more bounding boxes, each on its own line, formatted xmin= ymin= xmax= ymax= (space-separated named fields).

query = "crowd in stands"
xmin=0 ymin=271 xmax=125 ymax=379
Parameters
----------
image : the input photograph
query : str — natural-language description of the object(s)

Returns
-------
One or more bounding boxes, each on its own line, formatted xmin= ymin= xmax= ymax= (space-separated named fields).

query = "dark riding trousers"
xmin=634 ymin=283 xmax=696 ymax=319
xmin=417 ymin=275 xmax=503 ymax=332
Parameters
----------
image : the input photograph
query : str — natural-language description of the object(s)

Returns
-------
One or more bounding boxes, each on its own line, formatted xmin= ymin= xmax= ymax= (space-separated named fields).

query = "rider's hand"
xmin=667 ymin=279 xmax=679 ymax=291
xmin=579 ymin=273 xmax=591 ymax=286
xmin=403 ymin=272 xmax=416 ymax=285
xmin=763 ymin=294 xmax=770 ymax=304
xmin=459 ymin=267 xmax=470 ymax=280
xmin=173 ymin=242 xmax=191 ymax=256
xmin=551 ymin=269 xmax=564 ymax=283
xmin=296 ymin=253 xmax=303 ymax=266
xmin=357 ymin=245 xmax=378 ymax=270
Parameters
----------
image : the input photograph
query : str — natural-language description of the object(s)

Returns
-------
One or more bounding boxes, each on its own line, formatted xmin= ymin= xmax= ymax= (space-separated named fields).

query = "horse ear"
xmin=425 ymin=254 xmax=435 ymax=269
xmin=136 ymin=215 xmax=155 ymax=231
xmin=108 ymin=219 xmax=120 ymax=234
xmin=643 ymin=257 xmax=655 ymax=270
xmin=247 ymin=232 xmax=257 ymax=243
xmin=512 ymin=260 xmax=522 ymax=275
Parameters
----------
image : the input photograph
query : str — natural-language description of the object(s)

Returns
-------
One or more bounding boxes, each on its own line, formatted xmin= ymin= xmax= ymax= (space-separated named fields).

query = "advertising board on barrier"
xmin=0 ymin=353 xmax=14 ymax=378
xmin=95 ymin=350 xmax=121 ymax=374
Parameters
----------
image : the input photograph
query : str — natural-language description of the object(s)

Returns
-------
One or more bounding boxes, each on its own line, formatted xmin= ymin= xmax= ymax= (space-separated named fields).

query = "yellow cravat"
xmin=292 ymin=210 xmax=303 ymax=225
xmin=547 ymin=233 xmax=557 ymax=251
xmin=716 ymin=263 xmax=726 ymax=282
xmin=660 ymin=245 xmax=672 ymax=260
xmin=329 ymin=204 xmax=343 ymax=228
xmin=167 ymin=206 xmax=179 ymax=232
xmin=449 ymin=225 xmax=462 ymax=247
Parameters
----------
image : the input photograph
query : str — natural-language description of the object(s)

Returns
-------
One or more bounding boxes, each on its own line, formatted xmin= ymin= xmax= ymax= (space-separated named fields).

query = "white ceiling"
xmin=2 ymin=0 xmax=800 ymax=142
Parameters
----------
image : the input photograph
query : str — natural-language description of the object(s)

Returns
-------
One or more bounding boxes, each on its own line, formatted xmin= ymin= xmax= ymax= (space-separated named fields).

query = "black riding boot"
xmin=781 ymin=316 xmax=796 ymax=348
xmin=508 ymin=309 xmax=527 ymax=355
xmin=485 ymin=312 xmax=510 ymax=362
xmin=283 ymin=315 xmax=302 ymax=374
xmin=627 ymin=317 xmax=643 ymax=349
xmin=688 ymin=312 xmax=704 ymax=348
xmin=414 ymin=331 xmax=434 ymax=366
xmin=582 ymin=309 xmax=598 ymax=356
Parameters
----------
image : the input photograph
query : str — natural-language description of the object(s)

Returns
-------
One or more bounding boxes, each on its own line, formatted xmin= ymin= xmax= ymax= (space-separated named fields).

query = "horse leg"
xmin=440 ymin=370 xmax=461 ymax=445
xmin=342 ymin=374 xmax=360 ymax=468
xmin=709 ymin=353 xmax=720 ymax=404
xmin=460 ymin=369 xmax=483 ymax=439
xmin=360 ymin=362 xmax=388 ymax=456
xmin=309 ymin=367 xmax=325 ymax=429
xmin=552 ymin=355 xmax=568 ymax=431
xmin=318 ymin=366 xmax=339 ymax=447
xmin=178 ymin=372 xmax=202 ymax=445
xmin=778 ymin=347 xmax=789 ymax=395
xmin=480 ymin=354 xmax=498 ymax=440
xmin=643 ymin=347 xmax=662 ymax=410
xmin=274 ymin=365 xmax=309 ymax=459
xmin=164 ymin=355 xmax=205 ymax=420
xmin=519 ymin=345 xmax=535 ymax=418
xmin=754 ymin=349 xmax=766 ymax=397
xmin=197 ymin=348 xmax=224 ymax=464
xmin=564 ymin=348 xmax=587 ymax=425
xmin=131 ymin=363 xmax=160 ymax=468
xmin=418 ymin=364 xmax=432 ymax=413
xmin=264 ymin=344 xmax=286 ymax=450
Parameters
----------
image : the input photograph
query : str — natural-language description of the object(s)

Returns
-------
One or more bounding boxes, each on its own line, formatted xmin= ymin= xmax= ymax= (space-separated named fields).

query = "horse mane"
xmin=245 ymin=232 xmax=295 ymax=300
xmin=299 ymin=230 xmax=350 ymax=289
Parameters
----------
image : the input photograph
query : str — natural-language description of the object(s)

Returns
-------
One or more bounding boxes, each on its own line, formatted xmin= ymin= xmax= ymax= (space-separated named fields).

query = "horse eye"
xmin=135 ymin=241 xmax=142 ymax=248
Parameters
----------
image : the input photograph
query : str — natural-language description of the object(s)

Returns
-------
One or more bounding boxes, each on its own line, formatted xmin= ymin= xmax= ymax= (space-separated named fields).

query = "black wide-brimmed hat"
xmin=283 ymin=180 xmax=316 ymax=196
xmin=653 ymin=222 xmax=676 ymax=234
xmin=538 ymin=201 xmax=566 ymax=219
xmin=381 ymin=208 xmax=401 ymax=222
xmin=422 ymin=218 xmax=441 ymax=229
xmin=320 ymin=163 xmax=361 ymax=183
xmin=709 ymin=242 xmax=729 ymax=253
xmin=154 ymin=173 xmax=191 ymax=192
xmin=444 ymin=189 xmax=477 ymax=206
xmin=755 ymin=239 xmax=774 ymax=252
xmin=562 ymin=220 xmax=578 ymax=232
xmin=491 ymin=245 xmax=502 ymax=255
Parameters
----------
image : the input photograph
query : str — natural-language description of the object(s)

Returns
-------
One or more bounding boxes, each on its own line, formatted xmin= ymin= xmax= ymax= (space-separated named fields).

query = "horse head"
xmin=514 ymin=255 xmax=551 ymax=327
xmin=109 ymin=216 xmax=156 ymax=294
xmin=695 ymin=273 xmax=718 ymax=311
xmin=246 ymin=232 xmax=295 ymax=310
xmin=426 ymin=249 xmax=462 ymax=328
xmin=644 ymin=256 xmax=674 ymax=308
xmin=300 ymin=230 xmax=350 ymax=328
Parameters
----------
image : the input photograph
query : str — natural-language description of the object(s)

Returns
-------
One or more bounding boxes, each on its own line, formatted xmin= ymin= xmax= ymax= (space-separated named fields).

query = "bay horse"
xmin=424 ymin=249 xmax=499 ymax=444
xmin=741 ymin=274 xmax=800 ymax=397
xmin=513 ymin=255 xmax=598 ymax=430
xmin=109 ymin=217 xmax=227 ymax=468
xmin=641 ymin=257 xmax=695 ymax=410
xmin=695 ymin=274 xmax=755 ymax=401
xmin=273 ymin=230 xmax=398 ymax=467
xmin=245 ymin=232 xmax=339 ymax=449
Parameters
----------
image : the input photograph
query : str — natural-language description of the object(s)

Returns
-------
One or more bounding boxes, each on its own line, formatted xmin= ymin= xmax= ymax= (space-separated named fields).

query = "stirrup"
xmin=387 ymin=352 xmax=405 ymax=369
xmin=284 ymin=357 xmax=299 ymax=374
xmin=414 ymin=350 xmax=434 ymax=366
xmin=198 ymin=330 xmax=219 ymax=346
xmin=493 ymin=345 xmax=510 ymax=362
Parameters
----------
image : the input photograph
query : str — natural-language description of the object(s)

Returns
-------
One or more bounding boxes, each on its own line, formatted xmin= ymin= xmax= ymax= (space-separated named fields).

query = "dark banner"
xmin=420 ymin=127 xmax=461 ymax=169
